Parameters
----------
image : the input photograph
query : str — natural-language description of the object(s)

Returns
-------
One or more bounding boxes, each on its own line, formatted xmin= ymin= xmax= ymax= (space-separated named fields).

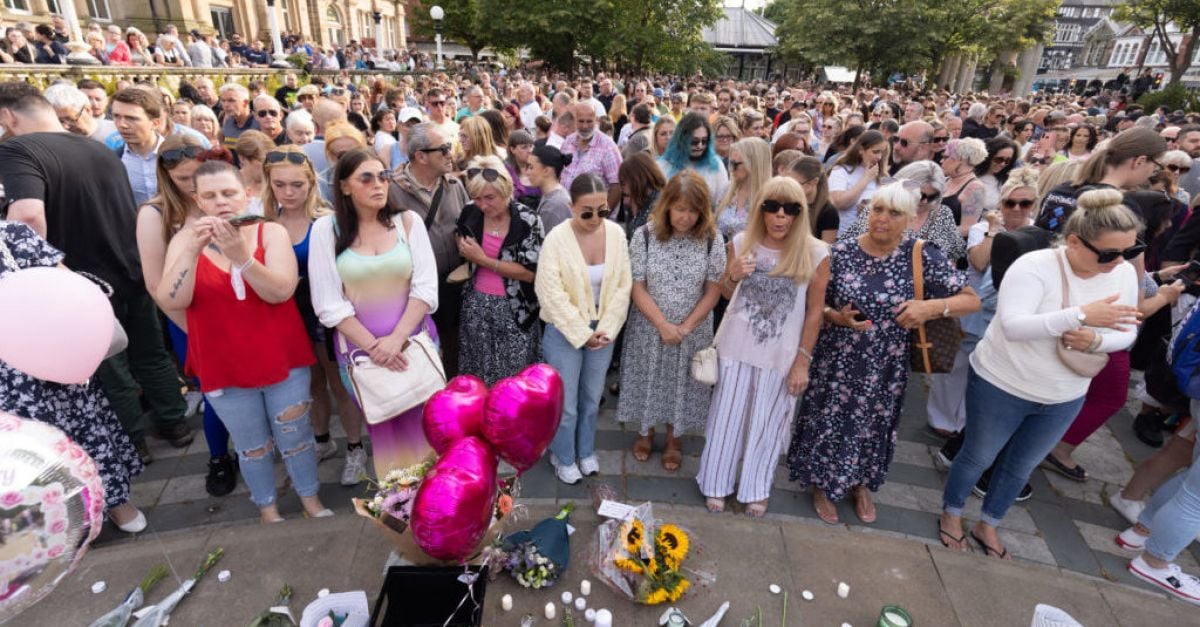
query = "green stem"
xmin=781 ymin=590 xmax=788 ymax=627
xmin=193 ymin=547 xmax=225 ymax=580
xmin=139 ymin=564 xmax=169 ymax=594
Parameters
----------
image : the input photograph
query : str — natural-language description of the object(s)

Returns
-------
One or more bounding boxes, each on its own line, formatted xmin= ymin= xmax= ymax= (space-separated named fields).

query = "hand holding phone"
xmin=227 ymin=214 xmax=268 ymax=227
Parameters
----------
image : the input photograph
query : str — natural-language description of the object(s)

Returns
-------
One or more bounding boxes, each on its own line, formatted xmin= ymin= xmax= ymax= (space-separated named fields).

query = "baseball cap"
xmin=397 ymin=107 xmax=424 ymax=123
xmin=653 ymin=88 xmax=664 ymax=99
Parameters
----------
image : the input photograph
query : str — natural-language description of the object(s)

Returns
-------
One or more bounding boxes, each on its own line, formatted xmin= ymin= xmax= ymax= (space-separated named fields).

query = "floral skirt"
xmin=458 ymin=289 xmax=540 ymax=386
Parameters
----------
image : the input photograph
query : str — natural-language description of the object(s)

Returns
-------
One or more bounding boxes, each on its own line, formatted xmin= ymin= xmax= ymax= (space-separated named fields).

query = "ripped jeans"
xmin=205 ymin=367 xmax=320 ymax=508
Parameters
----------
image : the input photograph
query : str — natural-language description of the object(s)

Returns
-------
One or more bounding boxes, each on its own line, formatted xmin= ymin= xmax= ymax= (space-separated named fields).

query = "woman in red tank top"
xmin=157 ymin=161 xmax=328 ymax=524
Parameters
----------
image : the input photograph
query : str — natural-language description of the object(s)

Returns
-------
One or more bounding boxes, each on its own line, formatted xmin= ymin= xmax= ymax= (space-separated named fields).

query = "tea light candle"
xmin=575 ymin=597 xmax=587 ymax=611
xmin=594 ymin=609 xmax=612 ymax=627
xmin=585 ymin=608 xmax=597 ymax=623
xmin=837 ymin=582 xmax=850 ymax=598
xmin=544 ymin=602 xmax=557 ymax=620
xmin=580 ymin=579 xmax=592 ymax=596
xmin=562 ymin=591 xmax=573 ymax=604
xmin=501 ymin=594 xmax=513 ymax=611
xmin=878 ymin=605 xmax=912 ymax=627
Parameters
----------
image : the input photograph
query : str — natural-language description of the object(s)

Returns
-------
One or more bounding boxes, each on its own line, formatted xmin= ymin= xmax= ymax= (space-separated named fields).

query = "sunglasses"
xmin=579 ymin=208 xmax=612 ymax=220
xmin=897 ymin=137 xmax=929 ymax=148
xmin=265 ymin=151 xmax=307 ymax=165
xmin=418 ymin=143 xmax=452 ymax=156
xmin=1078 ymin=237 xmax=1146 ymax=263
xmin=1001 ymin=198 xmax=1035 ymax=209
xmin=690 ymin=137 xmax=710 ymax=147
xmin=256 ymin=109 xmax=281 ymax=118
xmin=427 ymin=100 xmax=446 ymax=107
xmin=729 ymin=160 xmax=743 ymax=170
xmin=355 ymin=170 xmax=393 ymax=184
xmin=159 ymin=145 xmax=204 ymax=165
xmin=932 ymin=136 xmax=949 ymax=143
xmin=761 ymin=200 xmax=803 ymax=216
xmin=466 ymin=167 xmax=502 ymax=182
xmin=992 ymin=155 xmax=1012 ymax=165
xmin=328 ymin=87 xmax=347 ymax=96
xmin=1166 ymin=164 xmax=1192 ymax=174
xmin=918 ymin=191 xmax=939 ymax=203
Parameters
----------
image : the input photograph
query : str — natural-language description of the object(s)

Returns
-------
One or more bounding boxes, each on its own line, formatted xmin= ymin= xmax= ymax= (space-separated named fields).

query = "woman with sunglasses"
xmin=698 ymin=177 xmax=829 ymax=516
xmin=940 ymin=189 xmax=1141 ymax=558
xmin=157 ymin=160 xmax=329 ymax=523
xmin=1064 ymin=124 xmax=1099 ymax=162
xmin=535 ymin=173 xmax=632 ymax=485
xmin=939 ymin=137 xmax=989 ymax=236
xmin=716 ymin=138 xmax=772 ymax=247
xmin=927 ymin=168 xmax=1040 ymax=437
xmin=828 ymin=130 xmax=889 ymax=237
xmin=1157 ymin=149 xmax=1194 ymax=206
xmin=136 ymin=136 xmax=240 ymax=497
xmin=234 ymin=130 xmax=275 ymax=216
xmin=310 ymin=147 xmax=440 ymax=477
xmin=454 ymin=157 xmax=544 ymax=384
xmin=819 ymin=116 xmax=842 ymax=156
xmin=790 ymin=182 xmax=977 ymax=525
xmin=785 ymin=156 xmax=840 ymax=243
xmin=974 ymin=137 xmax=1021 ymax=214
xmin=262 ymin=146 xmax=367 ymax=486
xmin=620 ymin=171 xmax=725 ymax=471
xmin=657 ymin=112 xmax=729 ymax=211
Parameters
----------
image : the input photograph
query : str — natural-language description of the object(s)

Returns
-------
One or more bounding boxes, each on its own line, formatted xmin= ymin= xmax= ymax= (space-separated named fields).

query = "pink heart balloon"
xmin=422 ymin=375 xmax=488 ymax=455
xmin=0 ymin=267 xmax=114 ymax=384
xmin=482 ymin=363 xmax=564 ymax=472
xmin=409 ymin=437 xmax=499 ymax=562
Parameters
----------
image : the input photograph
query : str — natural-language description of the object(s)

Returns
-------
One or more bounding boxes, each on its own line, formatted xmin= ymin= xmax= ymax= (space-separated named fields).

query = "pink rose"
xmin=42 ymin=486 xmax=63 ymax=506
xmin=47 ymin=545 xmax=64 ymax=558
xmin=49 ymin=519 xmax=67 ymax=535
xmin=0 ymin=491 xmax=22 ymax=508
xmin=0 ymin=414 xmax=21 ymax=431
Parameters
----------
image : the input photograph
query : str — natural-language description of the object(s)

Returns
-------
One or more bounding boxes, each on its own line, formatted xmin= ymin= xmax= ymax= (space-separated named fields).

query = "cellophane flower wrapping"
xmin=500 ymin=504 xmax=572 ymax=588
xmin=587 ymin=502 xmax=716 ymax=605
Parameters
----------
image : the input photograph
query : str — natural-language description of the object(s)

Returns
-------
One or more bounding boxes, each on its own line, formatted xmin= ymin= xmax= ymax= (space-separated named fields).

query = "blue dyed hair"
xmin=659 ymin=112 xmax=721 ymax=177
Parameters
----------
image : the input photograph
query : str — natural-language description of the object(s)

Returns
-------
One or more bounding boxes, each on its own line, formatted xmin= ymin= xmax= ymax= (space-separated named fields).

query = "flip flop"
xmin=745 ymin=500 xmax=768 ymax=518
xmin=812 ymin=491 xmax=840 ymax=524
xmin=937 ymin=521 xmax=968 ymax=551
xmin=970 ymin=531 xmax=1009 ymax=560
xmin=705 ymin=497 xmax=725 ymax=513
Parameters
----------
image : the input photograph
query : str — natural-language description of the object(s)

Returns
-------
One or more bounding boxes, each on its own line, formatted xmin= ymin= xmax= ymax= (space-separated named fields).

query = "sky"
xmin=727 ymin=0 xmax=768 ymax=11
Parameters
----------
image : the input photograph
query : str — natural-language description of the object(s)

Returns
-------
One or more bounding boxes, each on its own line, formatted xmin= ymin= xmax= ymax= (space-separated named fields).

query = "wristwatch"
xmin=1076 ymin=310 xmax=1087 ymax=325
xmin=984 ymin=231 xmax=998 ymax=238
xmin=941 ymin=300 xmax=951 ymax=318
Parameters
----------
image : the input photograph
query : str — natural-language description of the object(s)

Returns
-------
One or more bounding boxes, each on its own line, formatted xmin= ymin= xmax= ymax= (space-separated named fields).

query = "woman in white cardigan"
xmin=534 ymin=172 xmax=633 ymax=485
xmin=308 ymin=148 xmax=440 ymax=480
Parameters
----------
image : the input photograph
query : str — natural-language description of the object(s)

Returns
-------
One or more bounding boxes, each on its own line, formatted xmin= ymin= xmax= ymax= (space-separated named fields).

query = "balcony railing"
xmin=0 ymin=64 xmax=427 ymax=94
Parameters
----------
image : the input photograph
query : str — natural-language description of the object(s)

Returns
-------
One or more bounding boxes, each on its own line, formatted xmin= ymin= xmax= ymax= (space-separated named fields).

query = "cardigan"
xmin=457 ymin=200 xmax=544 ymax=330
xmin=534 ymin=219 xmax=633 ymax=348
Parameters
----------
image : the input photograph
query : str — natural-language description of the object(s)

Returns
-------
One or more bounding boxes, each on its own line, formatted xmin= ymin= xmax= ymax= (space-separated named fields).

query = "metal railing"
xmin=0 ymin=64 xmax=428 ymax=93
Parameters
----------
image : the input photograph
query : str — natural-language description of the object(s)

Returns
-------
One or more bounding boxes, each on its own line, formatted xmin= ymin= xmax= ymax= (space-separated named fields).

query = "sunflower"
xmin=666 ymin=578 xmax=690 ymax=602
xmin=622 ymin=519 xmax=646 ymax=555
xmin=644 ymin=587 xmax=671 ymax=605
xmin=614 ymin=557 xmax=644 ymax=574
xmin=655 ymin=524 xmax=689 ymax=569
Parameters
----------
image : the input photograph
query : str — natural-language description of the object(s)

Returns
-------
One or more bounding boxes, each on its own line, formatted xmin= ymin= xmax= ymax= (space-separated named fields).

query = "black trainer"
xmin=935 ymin=432 xmax=965 ymax=471
xmin=157 ymin=421 xmax=195 ymax=448
xmin=135 ymin=439 xmax=154 ymax=466
xmin=972 ymin=468 xmax=1033 ymax=502
xmin=205 ymin=455 xmax=237 ymax=497
xmin=1133 ymin=409 xmax=1167 ymax=448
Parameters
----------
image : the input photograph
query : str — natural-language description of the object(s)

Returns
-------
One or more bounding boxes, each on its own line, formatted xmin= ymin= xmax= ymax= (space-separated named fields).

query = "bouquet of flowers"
xmin=590 ymin=503 xmax=714 ymax=605
xmin=360 ymin=459 xmax=435 ymax=532
xmin=248 ymin=584 xmax=296 ymax=627
xmin=130 ymin=548 xmax=224 ymax=627
xmin=499 ymin=504 xmax=573 ymax=589
xmin=87 ymin=564 xmax=168 ymax=627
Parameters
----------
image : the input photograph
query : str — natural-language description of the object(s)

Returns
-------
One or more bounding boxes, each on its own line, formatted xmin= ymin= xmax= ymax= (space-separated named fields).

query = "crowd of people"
xmin=2 ymin=52 xmax=1200 ymax=604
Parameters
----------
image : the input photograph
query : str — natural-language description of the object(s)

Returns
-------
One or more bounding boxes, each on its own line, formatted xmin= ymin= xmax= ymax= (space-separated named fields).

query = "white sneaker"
xmin=578 ymin=455 xmax=600 ymax=476
xmin=1109 ymin=492 xmax=1145 ymax=525
xmin=1115 ymin=526 xmax=1147 ymax=551
xmin=314 ymin=440 xmax=338 ymax=462
xmin=341 ymin=447 xmax=368 ymax=486
xmin=1129 ymin=556 xmax=1200 ymax=606
xmin=554 ymin=462 xmax=582 ymax=485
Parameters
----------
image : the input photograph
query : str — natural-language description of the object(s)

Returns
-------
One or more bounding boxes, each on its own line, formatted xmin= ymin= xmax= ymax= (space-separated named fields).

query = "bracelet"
xmin=797 ymin=347 xmax=813 ymax=363
xmin=1086 ymin=333 xmax=1102 ymax=353
xmin=234 ymin=258 xmax=254 ymax=273
xmin=493 ymin=258 xmax=501 ymax=273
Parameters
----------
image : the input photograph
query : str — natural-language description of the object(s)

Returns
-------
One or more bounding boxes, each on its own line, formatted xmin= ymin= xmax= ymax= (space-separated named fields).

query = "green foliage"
xmin=1137 ymin=84 xmax=1200 ymax=113
xmin=1115 ymin=0 xmax=1200 ymax=87
xmin=409 ymin=0 xmax=491 ymax=59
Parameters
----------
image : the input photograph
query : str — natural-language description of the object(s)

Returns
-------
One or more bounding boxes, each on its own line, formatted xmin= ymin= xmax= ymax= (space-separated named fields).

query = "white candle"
xmin=585 ymin=608 xmax=597 ymax=623
xmin=500 ymin=594 xmax=513 ymax=611
xmin=545 ymin=602 xmax=557 ymax=620
xmin=575 ymin=597 xmax=587 ymax=611
xmin=884 ymin=611 xmax=909 ymax=626
xmin=562 ymin=591 xmax=573 ymax=604
xmin=837 ymin=582 xmax=850 ymax=598
xmin=594 ymin=609 xmax=613 ymax=627
xmin=580 ymin=579 xmax=592 ymax=596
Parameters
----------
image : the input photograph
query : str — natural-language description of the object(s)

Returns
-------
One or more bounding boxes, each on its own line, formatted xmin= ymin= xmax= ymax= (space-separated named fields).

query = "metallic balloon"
xmin=422 ymin=375 xmax=488 ymax=455
xmin=409 ymin=437 xmax=498 ymax=562
xmin=482 ymin=364 xmax=564 ymax=472
xmin=0 ymin=412 xmax=104 ymax=622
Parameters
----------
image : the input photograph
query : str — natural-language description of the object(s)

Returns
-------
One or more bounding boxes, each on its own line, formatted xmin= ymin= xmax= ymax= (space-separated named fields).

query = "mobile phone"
xmin=1179 ymin=260 xmax=1200 ymax=284
xmin=847 ymin=302 xmax=869 ymax=322
xmin=227 ymin=214 xmax=268 ymax=227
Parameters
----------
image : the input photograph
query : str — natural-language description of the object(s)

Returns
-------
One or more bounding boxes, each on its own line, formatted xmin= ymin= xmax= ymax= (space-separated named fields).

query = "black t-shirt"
xmin=0 ymin=132 xmax=142 ymax=296
xmin=813 ymin=201 xmax=839 ymax=238
xmin=1034 ymin=182 xmax=1115 ymax=233
xmin=274 ymin=85 xmax=299 ymax=109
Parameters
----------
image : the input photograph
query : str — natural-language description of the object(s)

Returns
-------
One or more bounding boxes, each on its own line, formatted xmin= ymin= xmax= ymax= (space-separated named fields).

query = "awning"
xmin=820 ymin=66 xmax=858 ymax=83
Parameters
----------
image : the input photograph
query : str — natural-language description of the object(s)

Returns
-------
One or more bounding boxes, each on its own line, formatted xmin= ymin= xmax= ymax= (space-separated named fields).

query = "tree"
xmin=408 ymin=0 xmax=491 ymax=61
xmin=1116 ymin=0 xmax=1200 ymax=88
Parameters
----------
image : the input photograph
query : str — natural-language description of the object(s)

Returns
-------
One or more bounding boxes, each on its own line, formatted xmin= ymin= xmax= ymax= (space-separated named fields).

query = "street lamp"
xmin=264 ymin=0 xmax=292 ymax=67
xmin=430 ymin=5 xmax=444 ymax=70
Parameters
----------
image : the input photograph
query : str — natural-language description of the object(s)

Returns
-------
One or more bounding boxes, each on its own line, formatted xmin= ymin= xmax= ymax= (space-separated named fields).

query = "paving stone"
xmin=626 ymin=475 xmax=705 ymax=507
xmin=630 ymin=449 xmax=702 ymax=478
xmin=128 ymin=478 xmax=167 ymax=509
xmin=893 ymin=439 xmax=936 ymax=468
xmin=1075 ymin=520 xmax=1133 ymax=559
xmin=996 ymin=528 xmax=1057 ymax=565
xmin=1070 ymin=424 xmax=1136 ymax=486
xmin=1042 ymin=469 xmax=1108 ymax=505
xmin=1098 ymin=580 xmax=1200 ymax=627
xmin=1028 ymin=500 xmax=1105 ymax=577
xmin=884 ymin=461 xmax=946 ymax=491
xmin=594 ymin=448 xmax=623 ymax=476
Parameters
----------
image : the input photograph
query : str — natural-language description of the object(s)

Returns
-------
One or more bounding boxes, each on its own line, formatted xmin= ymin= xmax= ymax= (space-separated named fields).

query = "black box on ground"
xmin=370 ymin=565 xmax=489 ymax=627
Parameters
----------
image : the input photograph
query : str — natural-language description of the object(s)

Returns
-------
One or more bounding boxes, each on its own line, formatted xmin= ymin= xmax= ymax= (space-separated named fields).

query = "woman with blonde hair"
xmin=698 ymin=177 xmax=830 ymax=517
xmin=620 ymin=171 xmax=726 ymax=470
xmin=651 ymin=116 xmax=676 ymax=157
xmin=261 ymin=145 xmax=366 ymax=485
xmin=190 ymin=104 xmax=221 ymax=147
xmin=1158 ymin=149 xmax=1193 ymax=205
xmin=608 ymin=94 xmax=629 ymax=139
xmin=712 ymin=116 xmax=741 ymax=167
xmin=457 ymin=115 xmax=502 ymax=170
xmin=716 ymin=137 xmax=772 ymax=246
xmin=790 ymin=182 xmax=978 ymax=525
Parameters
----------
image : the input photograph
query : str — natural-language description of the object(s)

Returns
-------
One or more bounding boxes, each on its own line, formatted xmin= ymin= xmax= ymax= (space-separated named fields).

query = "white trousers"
xmin=925 ymin=344 xmax=972 ymax=433
xmin=697 ymin=359 xmax=796 ymax=503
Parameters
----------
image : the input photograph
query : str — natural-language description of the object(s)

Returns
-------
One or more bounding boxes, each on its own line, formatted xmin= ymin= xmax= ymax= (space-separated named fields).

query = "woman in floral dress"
xmin=0 ymin=221 xmax=146 ymax=529
xmin=617 ymin=171 xmax=726 ymax=470
xmin=788 ymin=182 xmax=978 ymax=525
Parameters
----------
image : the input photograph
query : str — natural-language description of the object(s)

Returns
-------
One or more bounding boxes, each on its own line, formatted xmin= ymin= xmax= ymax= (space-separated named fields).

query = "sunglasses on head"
xmin=1001 ymin=198 xmax=1035 ymax=209
xmin=1167 ymin=164 xmax=1192 ymax=174
xmin=761 ymin=199 xmax=803 ymax=216
xmin=466 ymin=167 xmax=502 ymax=182
xmin=256 ymin=109 xmax=281 ymax=118
xmin=159 ymin=145 xmax=204 ymax=165
xmin=265 ymin=151 xmax=307 ymax=165
xmin=418 ymin=143 xmax=452 ymax=156
xmin=1078 ymin=237 xmax=1146 ymax=263
xmin=355 ymin=170 xmax=393 ymax=184
xmin=579 ymin=207 xmax=611 ymax=220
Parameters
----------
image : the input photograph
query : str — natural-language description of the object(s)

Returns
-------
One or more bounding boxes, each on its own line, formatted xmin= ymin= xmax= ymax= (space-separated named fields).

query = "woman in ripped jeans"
xmin=157 ymin=160 xmax=330 ymax=523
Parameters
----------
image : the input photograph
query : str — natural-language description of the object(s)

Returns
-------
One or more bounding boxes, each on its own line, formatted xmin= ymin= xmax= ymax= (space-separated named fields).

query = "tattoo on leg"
xmin=168 ymin=268 xmax=189 ymax=299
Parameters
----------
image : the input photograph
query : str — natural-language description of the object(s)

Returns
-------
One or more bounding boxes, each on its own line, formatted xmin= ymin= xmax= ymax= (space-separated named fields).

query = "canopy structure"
xmin=819 ymin=66 xmax=859 ymax=84
xmin=702 ymin=6 xmax=779 ymax=79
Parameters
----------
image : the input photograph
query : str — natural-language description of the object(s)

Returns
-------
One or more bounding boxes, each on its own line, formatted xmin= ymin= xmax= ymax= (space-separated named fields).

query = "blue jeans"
xmin=1139 ymin=399 xmax=1200 ymax=562
xmin=544 ymin=322 xmax=615 ymax=466
xmin=204 ymin=367 xmax=320 ymax=508
xmin=942 ymin=368 xmax=1085 ymax=525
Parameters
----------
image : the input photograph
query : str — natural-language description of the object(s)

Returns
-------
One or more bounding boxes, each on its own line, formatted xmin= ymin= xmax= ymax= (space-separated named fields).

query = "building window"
xmin=46 ymin=0 xmax=60 ymax=13
xmin=326 ymin=5 xmax=345 ymax=46
xmin=86 ymin=0 xmax=111 ymax=20
xmin=279 ymin=0 xmax=291 ymax=31
xmin=1055 ymin=23 xmax=1082 ymax=44
xmin=4 ymin=0 xmax=30 ymax=12
xmin=211 ymin=7 xmax=235 ymax=41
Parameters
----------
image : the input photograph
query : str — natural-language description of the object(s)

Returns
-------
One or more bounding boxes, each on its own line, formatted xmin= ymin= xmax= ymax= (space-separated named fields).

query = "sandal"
xmin=1041 ymin=454 xmax=1087 ymax=482
xmin=662 ymin=441 xmax=682 ymax=472
xmin=937 ymin=520 xmax=968 ymax=552
xmin=745 ymin=500 xmax=768 ymax=518
xmin=632 ymin=434 xmax=653 ymax=462
xmin=705 ymin=497 xmax=725 ymax=513
xmin=812 ymin=490 xmax=839 ymax=524
xmin=853 ymin=487 xmax=877 ymax=523
xmin=970 ymin=531 xmax=1009 ymax=560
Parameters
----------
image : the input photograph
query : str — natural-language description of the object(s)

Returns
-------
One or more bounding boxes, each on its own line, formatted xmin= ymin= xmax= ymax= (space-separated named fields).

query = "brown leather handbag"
xmin=909 ymin=240 xmax=963 ymax=374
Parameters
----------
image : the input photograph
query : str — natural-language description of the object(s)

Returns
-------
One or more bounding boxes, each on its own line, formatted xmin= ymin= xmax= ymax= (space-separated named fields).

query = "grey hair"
xmin=218 ymin=82 xmax=249 ymax=99
xmin=190 ymin=104 xmax=218 ymax=125
xmin=895 ymin=160 xmax=947 ymax=196
xmin=406 ymin=121 xmax=439 ymax=159
xmin=43 ymin=83 xmax=89 ymax=111
xmin=285 ymin=108 xmax=313 ymax=131
xmin=556 ymin=109 xmax=575 ymax=127
xmin=252 ymin=94 xmax=280 ymax=111
xmin=967 ymin=102 xmax=987 ymax=122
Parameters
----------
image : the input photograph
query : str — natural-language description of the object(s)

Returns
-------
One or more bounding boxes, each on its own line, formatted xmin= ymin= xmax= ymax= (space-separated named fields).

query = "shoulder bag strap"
xmin=424 ymin=177 xmax=445 ymax=231
xmin=912 ymin=239 xmax=933 ymax=373
xmin=1056 ymin=248 xmax=1071 ymax=308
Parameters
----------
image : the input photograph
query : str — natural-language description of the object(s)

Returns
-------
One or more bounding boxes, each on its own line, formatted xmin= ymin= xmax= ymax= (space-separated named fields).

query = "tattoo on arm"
xmin=168 ymin=268 xmax=189 ymax=299
xmin=962 ymin=185 xmax=985 ymax=222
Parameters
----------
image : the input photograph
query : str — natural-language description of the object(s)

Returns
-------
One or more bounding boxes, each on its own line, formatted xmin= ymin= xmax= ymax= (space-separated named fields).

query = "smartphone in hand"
xmin=227 ymin=214 xmax=268 ymax=227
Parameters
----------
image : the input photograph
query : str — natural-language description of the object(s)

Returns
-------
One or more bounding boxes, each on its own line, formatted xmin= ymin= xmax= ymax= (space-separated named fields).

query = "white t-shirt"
xmin=971 ymin=247 xmax=1139 ymax=404
xmin=827 ymin=164 xmax=878 ymax=237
